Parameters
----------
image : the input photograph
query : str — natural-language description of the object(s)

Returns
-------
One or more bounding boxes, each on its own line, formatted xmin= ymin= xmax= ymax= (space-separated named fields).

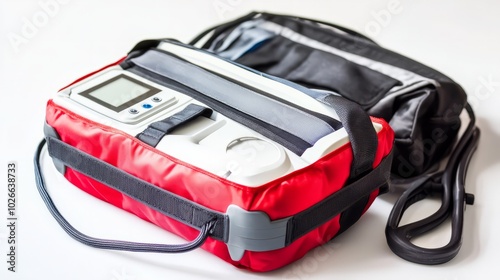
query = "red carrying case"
xmin=35 ymin=39 xmax=394 ymax=272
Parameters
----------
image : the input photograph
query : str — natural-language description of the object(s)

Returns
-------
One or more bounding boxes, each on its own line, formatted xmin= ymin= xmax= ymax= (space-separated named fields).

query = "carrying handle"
xmin=260 ymin=12 xmax=378 ymax=44
xmin=34 ymin=139 xmax=216 ymax=253
xmin=189 ymin=11 xmax=260 ymax=47
xmin=189 ymin=11 xmax=377 ymax=48
xmin=386 ymin=104 xmax=479 ymax=264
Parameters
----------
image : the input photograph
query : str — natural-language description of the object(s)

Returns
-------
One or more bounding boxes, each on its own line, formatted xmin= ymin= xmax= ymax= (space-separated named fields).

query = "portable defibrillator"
xmin=35 ymin=11 xmax=479 ymax=271
xmin=35 ymin=39 xmax=393 ymax=271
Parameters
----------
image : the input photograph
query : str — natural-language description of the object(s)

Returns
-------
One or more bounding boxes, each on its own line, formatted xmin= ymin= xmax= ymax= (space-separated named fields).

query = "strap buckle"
xmin=225 ymin=205 xmax=290 ymax=261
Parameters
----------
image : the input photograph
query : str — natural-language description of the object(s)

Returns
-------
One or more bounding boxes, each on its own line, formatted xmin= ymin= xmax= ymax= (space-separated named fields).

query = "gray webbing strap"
xmin=130 ymin=49 xmax=336 ymax=149
xmin=45 ymin=136 xmax=227 ymax=241
xmin=41 ymin=135 xmax=391 ymax=254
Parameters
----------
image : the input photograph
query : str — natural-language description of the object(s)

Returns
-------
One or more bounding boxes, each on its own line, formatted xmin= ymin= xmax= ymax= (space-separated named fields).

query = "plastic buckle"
xmin=225 ymin=205 xmax=290 ymax=261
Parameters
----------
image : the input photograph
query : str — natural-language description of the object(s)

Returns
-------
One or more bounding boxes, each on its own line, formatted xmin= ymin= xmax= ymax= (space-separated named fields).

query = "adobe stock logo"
xmin=7 ymin=0 xmax=71 ymax=53
xmin=364 ymin=0 xmax=403 ymax=37
xmin=468 ymin=75 xmax=500 ymax=110
xmin=212 ymin=0 xmax=245 ymax=20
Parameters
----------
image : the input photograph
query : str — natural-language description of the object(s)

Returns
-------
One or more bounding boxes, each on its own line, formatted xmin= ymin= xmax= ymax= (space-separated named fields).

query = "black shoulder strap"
xmin=385 ymin=104 xmax=479 ymax=264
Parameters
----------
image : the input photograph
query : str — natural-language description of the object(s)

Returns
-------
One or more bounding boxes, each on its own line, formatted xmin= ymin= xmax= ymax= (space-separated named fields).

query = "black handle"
xmin=189 ymin=11 xmax=378 ymax=47
xmin=259 ymin=12 xmax=378 ymax=44
xmin=189 ymin=11 xmax=259 ymax=47
xmin=34 ymin=139 xmax=216 ymax=253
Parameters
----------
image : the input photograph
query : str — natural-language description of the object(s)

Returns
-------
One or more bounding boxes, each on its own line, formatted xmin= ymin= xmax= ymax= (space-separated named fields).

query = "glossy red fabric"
xmin=46 ymin=94 xmax=393 ymax=271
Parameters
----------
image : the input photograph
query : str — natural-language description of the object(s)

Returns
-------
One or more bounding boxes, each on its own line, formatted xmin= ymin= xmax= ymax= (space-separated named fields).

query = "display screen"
xmin=80 ymin=74 xmax=160 ymax=112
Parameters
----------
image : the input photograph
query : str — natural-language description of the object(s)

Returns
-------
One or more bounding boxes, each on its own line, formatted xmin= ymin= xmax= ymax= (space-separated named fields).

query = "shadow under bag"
xmin=190 ymin=11 xmax=480 ymax=265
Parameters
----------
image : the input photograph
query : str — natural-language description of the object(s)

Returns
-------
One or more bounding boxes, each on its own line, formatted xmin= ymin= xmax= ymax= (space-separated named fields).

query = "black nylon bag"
xmin=190 ymin=11 xmax=480 ymax=265
xmin=192 ymin=12 xmax=466 ymax=179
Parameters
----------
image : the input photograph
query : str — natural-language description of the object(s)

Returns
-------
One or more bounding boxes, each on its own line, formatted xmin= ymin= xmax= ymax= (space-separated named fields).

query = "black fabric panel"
xmin=259 ymin=13 xmax=467 ymax=126
xmin=260 ymin=13 xmax=461 ymax=87
xmin=387 ymin=87 xmax=460 ymax=177
xmin=137 ymin=104 xmax=213 ymax=147
xmin=236 ymin=36 xmax=401 ymax=109
xmin=286 ymin=151 xmax=392 ymax=244
xmin=46 ymin=137 xmax=227 ymax=241
xmin=286 ymin=49 xmax=401 ymax=108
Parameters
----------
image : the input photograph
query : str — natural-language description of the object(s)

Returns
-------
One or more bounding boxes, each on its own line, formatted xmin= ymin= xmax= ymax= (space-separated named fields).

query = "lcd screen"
xmin=80 ymin=74 xmax=161 ymax=112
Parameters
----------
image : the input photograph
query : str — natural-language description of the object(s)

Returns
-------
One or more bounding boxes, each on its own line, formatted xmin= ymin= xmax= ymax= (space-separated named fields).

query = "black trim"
xmin=149 ymin=48 xmax=341 ymax=142
xmin=321 ymin=94 xmax=379 ymax=178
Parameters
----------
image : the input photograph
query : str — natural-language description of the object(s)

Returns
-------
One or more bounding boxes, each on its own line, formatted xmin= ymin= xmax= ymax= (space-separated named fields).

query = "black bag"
xmin=190 ymin=11 xmax=480 ymax=264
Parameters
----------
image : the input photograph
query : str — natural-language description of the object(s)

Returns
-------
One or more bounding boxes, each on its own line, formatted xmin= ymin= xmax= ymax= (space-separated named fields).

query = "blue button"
xmin=142 ymin=103 xmax=153 ymax=109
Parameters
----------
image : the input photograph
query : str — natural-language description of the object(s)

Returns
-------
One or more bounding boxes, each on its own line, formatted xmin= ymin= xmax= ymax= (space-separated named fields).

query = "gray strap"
xmin=130 ymin=49 xmax=336 ymax=148
xmin=41 ymin=136 xmax=391 ymax=254
xmin=45 ymin=136 xmax=227 ymax=241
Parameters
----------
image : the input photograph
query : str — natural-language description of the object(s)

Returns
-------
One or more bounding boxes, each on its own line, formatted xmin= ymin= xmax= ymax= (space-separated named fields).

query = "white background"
xmin=1 ymin=0 xmax=500 ymax=279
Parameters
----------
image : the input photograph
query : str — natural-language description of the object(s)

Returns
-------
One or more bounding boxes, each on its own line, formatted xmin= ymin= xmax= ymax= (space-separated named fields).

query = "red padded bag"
xmin=35 ymin=39 xmax=394 ymax=272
